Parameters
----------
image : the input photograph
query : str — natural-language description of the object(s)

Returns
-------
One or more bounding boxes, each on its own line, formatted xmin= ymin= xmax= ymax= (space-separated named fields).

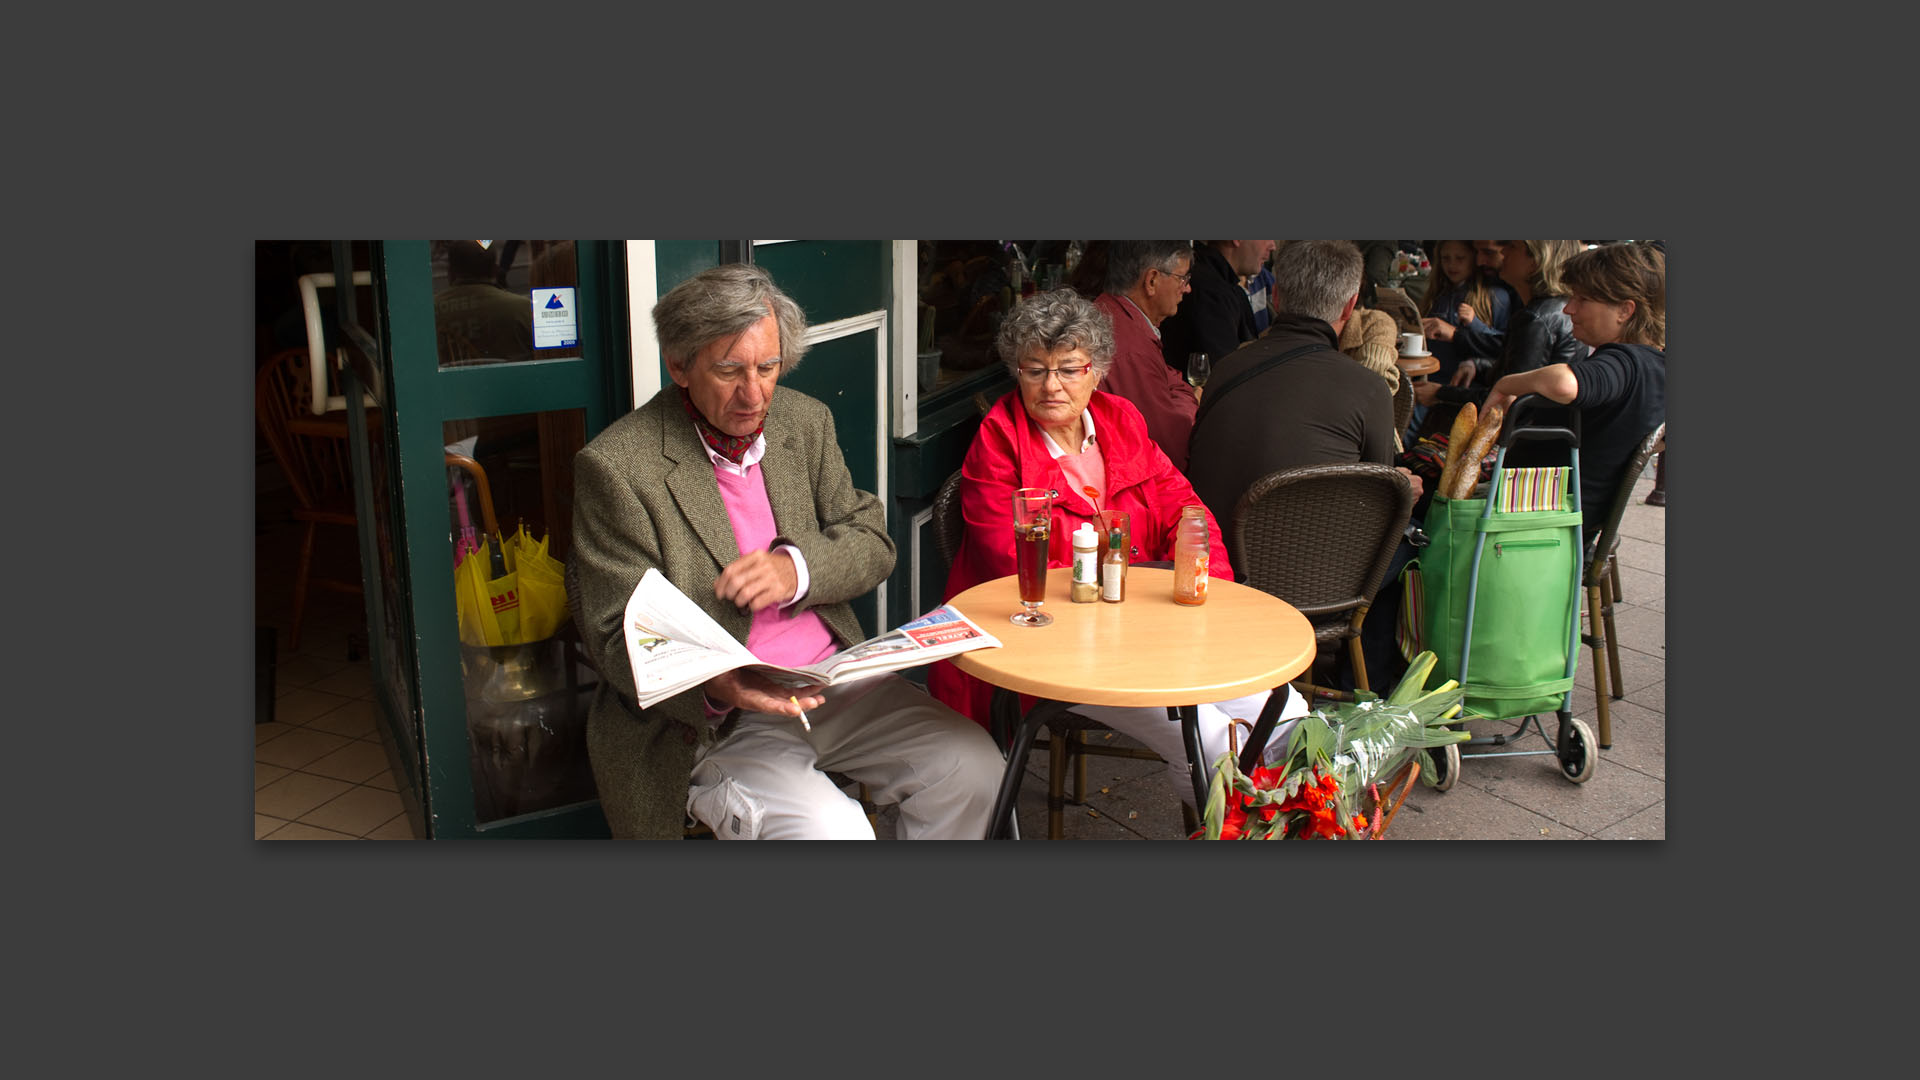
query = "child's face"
xmin=1438 ymin=242 xmax=1472 ymax=284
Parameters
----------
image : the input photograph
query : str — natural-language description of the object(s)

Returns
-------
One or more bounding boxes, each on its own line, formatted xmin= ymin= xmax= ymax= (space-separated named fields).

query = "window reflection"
xmin=430 ymin=240 xmax=581 ymax=369
xmin=916 ymin=241 xmax=1084 ymax=403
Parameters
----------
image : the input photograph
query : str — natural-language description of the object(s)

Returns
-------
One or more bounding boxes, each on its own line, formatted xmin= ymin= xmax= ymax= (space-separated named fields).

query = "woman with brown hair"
xmin=1486 ymin=242 xmax=1666 ymax=532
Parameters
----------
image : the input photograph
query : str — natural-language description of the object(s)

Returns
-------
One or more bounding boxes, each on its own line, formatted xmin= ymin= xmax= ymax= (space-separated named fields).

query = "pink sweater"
xmin=714 ymin=464 xmax=837 ymax=669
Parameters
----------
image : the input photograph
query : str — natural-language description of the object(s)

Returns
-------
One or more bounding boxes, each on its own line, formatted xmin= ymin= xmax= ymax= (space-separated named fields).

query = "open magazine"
xmin=622 ymin=568 xmax=1002 ymax=710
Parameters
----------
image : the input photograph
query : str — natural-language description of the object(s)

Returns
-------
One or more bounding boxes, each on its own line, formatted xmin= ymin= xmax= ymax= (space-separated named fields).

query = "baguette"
xmin=1444 ymin=400 xmax=1507 ymax=501
xmin=1435 ymin=402 xmax=1478 ymax=501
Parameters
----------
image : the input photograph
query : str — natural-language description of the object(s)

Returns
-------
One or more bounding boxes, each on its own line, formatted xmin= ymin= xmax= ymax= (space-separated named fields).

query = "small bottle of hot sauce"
xmin=1100 ymin=527 xmax=1127 ymax=603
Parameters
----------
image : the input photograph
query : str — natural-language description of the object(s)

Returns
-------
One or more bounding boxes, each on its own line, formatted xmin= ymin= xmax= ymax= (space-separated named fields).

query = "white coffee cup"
xmin=1399 ymin=332 xmax=1426 ymax=357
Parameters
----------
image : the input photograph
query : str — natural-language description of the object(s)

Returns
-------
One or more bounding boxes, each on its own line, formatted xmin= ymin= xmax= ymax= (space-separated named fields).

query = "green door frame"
xmin=379 ymin=240 xmax=625 ymax=837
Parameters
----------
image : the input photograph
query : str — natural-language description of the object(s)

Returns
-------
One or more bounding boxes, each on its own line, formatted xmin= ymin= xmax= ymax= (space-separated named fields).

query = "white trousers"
xmin=1070 ymin=685 xmax=1309 ymax=808
xmin=687 ymin=674 xmax=1004 ymax=840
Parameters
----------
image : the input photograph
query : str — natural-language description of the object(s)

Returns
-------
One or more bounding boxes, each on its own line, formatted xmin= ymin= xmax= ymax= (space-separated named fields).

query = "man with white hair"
xmin=571 ymin=263 xmax=1003 ymax=839
xmin=1093 ymin=240 xmax=1201 ymax=472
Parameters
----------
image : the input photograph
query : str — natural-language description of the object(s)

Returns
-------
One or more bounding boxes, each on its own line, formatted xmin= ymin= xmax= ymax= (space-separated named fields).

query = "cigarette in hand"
xmin=790 ymin=696 xmax=811 ymax=732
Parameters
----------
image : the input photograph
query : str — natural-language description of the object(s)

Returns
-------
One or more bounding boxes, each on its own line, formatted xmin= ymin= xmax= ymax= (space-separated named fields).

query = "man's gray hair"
xmin=651 ymin=262 xmax=810 ymax=371
xmin=1271 ymin=240 xmax=1364 ymax=324
xmin=996 ymin=288 xmax=1117 ymax=379
xmin=1104 ymin=240 xmax=1193 ymax=295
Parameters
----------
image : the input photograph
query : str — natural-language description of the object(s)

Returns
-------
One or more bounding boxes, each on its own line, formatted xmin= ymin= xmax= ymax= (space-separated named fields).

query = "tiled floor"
xmin=255 ymin=483 xmax=417 ymax=840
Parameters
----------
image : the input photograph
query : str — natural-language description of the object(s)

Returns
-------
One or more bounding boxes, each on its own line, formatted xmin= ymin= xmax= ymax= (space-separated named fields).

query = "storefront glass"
xmin=441 ymin=407 xmax=598 ymax=824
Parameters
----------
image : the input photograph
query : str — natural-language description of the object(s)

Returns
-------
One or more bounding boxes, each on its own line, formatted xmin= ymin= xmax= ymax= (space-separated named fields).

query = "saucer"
xmin=1398 ymin=349 xmax=1431 ymax=359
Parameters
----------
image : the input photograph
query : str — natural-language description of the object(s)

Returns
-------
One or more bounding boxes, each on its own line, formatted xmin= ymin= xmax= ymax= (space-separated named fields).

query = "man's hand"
xmin=1413 ymin=379 xmax=1441 ymax=407
xmin=1455 ymin=303 xmax=1475 ymax=325
xmin=703 ymin=669 xmax=825 ymax=717
xmin=1395 ymin=466 xmax=1424 ymax=502
xmin=715 ymin=548 xmax=799 ymax=614
xmin=1448 ymin=360 xmax=1477 ymax=387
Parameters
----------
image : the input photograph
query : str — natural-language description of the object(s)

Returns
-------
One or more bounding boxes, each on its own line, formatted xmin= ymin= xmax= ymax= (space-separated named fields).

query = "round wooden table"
xmin=1396 ymin=352 xmax=1439 ymax=379
xmin=948 ymin=567 xmax=1316 ymax=835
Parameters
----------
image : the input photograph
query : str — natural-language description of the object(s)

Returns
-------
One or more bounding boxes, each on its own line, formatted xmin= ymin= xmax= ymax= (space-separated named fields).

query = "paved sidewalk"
xmin=971 ymin=465 xmax=1666 ymax=841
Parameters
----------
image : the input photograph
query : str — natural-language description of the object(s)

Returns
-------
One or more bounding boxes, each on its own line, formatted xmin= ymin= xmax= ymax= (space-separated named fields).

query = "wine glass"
xmin=1186 ymin=352 xmax=1211 ymax=390
xmin=1010 ymin=487 xmax=1054 ymax=627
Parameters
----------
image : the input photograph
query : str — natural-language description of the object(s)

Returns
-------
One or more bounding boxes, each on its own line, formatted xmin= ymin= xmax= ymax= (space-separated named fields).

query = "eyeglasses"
xmin=1016 ymin=363 xmax=1095 ymax=384
xmin=1155 ymin=266 xmax=1193 ymax=286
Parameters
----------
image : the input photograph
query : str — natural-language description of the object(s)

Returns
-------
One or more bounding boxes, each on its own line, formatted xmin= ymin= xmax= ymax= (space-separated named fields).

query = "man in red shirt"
xmin=1092 ymin=241 xmax=1201 ymax=472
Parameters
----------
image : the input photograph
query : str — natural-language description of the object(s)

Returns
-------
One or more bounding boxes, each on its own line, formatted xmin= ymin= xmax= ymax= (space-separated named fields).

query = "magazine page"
xmin=791 ymin=605 xmax=1002 ymax=683
xmin=624 ymin=568 xmax=759 ymax=709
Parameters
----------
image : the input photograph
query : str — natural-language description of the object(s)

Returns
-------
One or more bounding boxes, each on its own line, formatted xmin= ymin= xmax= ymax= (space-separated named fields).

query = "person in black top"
xmin=1159 ymin=240 xmax=1273 ymax=375
xmin=1486 ymin=242 xmax=1666 ymax=535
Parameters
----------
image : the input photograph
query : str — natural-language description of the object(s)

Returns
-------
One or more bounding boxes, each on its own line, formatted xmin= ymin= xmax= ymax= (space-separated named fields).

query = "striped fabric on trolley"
xmin=1496 ymin=467 xmax=1570 ymax=513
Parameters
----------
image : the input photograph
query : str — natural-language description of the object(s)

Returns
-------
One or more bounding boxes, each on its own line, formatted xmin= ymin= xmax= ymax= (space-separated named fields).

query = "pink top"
xmin=714 ymin=464 xmax=838 ymax=671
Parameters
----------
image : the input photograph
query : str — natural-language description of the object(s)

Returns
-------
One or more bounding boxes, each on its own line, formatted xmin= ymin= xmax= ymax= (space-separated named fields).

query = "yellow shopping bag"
xmin=453 ymin=525 xmax=569 ymax=646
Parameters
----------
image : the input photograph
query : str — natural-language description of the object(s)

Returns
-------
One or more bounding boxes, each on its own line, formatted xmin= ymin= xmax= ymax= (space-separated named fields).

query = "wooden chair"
xmin=1581 ymin=422 xmax=1665 ymax=749
xmin=931 ymin=470 xmax=1194 ymax=838
xmin=256 ymin=348 xmax=363 ymax=651
xmin=1231 ymin=463 xmax=1415 ymax=700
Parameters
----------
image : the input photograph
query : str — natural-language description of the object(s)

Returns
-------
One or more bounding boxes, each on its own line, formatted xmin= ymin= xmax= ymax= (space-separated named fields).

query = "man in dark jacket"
xmin=1160 ymin=240 xmax=1273 ymax=375
xmin=1187 ymin=240 xmax=1423 ymax=690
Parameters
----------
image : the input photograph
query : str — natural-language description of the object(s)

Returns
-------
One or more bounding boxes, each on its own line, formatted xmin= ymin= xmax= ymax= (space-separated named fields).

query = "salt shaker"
xmin=1070 ymin=522 xmax=1100 ymax=603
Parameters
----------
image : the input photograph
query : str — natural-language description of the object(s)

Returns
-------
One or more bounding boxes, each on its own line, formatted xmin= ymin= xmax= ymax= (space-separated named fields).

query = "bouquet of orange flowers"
xmin=1198 ymin=652 xmax=1468 ymax=840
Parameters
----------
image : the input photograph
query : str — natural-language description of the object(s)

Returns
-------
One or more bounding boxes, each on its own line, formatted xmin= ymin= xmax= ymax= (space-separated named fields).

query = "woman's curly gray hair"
xmin=994 ymin=288 xmax=1117 ymax=379
xmin=651 ymin=262 xmax=810 ymax=372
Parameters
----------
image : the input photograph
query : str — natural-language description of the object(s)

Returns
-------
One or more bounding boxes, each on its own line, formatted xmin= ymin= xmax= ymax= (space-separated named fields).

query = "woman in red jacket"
xmin=928 ymin=289 xmax=1304 ymax=810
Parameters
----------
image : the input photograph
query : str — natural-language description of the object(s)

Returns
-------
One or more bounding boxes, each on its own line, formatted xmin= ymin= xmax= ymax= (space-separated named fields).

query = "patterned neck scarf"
xmin=679 ymin=387 xmax=764 ymax=464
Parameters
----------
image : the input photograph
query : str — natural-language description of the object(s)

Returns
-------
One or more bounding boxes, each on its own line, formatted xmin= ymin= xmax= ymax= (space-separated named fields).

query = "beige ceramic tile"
xmin=255 ymin=762 xmax=291 ymax=790
xmin=364 ymin=813 xmax=418 ymax=840
xmin=256 ymin=814 xmax=292 ymax=839
xmin=274 ymin=688 xmax=357 ymax=727
xmin=308 ymin=663 xmax=374 ymax=700
xmin=362 ymin=767 xmax=399 ymax=792
xmin=261 ymin=821 xmax=359 ymax=840
xmin=305 ymin=698 xmax=378 ymax=739
xmin=274 ymin=653 xmax=350 ymax=690
xmin=301 ymin=785 xmax=406 ymax=836
xmin=256 ymin=721 xmax=299 ymax=746
xmin=302 ymin=739 xmax=391 ymax=784
xmin=255 ymin=771 xmax=354 ymax=820
xmin=255 ymin=727 xmax=354 ymax=770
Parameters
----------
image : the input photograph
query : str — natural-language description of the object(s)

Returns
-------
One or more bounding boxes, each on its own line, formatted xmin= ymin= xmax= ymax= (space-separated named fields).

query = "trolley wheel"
xmin=1560 ymin=717 xmax=1598 ymax=784
xmin=1429 ymin=742 xmax=1460 ymax=792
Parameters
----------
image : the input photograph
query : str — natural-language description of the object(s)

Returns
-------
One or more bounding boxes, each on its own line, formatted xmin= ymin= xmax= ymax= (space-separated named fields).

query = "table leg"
xmin=986 ymin=688 xmax=1043 ymax=839
xmin=1235 ymin=687 xmax=1291 ymax=775
xmin=1171 ymin=705 xmax=1209 ymax=811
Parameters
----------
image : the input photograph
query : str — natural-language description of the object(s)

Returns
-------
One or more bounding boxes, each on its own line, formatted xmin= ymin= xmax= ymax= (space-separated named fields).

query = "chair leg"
xmin=1609 ymin=552 xmax=1624 ymax=604
xmin=1348 ymin=635 xmax=1369 ymax=693
xmin=1587 ymin=582 xmax=1611 ymax=748
xmin=859 ymin=782 xmax=879 ymax=833
xmin=1603 ymin=569 xmax=1626 ymax=702
xmin=1072 ymin=730 xmax=1088 ymax=804
xmin=1048 ymin=721 xmax=1069 ymax=840
xmin=289 ymin=520 xmax=317 ymax=652
xmin=1180 ymin=802 xmax=1200 ymax=837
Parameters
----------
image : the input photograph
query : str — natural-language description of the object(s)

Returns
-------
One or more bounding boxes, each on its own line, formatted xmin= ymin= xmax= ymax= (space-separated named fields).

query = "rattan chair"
xmin=1231 ymin=462 xmax=1415 ymax=699
xmin=929 ymin=470 xmax=1193 ymax=838
xmin=1392 ymin=375 xmax=1413 ymax=440
xmin=1581 ymin=422 xmax=1665 ymax=749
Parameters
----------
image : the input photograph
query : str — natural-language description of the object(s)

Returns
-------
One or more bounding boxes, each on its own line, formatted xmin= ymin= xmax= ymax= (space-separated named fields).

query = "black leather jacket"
xmin=1436 ymin=295 xmax=1584 ymax=406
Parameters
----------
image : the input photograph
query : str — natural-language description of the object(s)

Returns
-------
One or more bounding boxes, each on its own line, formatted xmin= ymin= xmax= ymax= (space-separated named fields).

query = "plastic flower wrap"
xmin=1198 ymin=652 xmax=1468 ymax=839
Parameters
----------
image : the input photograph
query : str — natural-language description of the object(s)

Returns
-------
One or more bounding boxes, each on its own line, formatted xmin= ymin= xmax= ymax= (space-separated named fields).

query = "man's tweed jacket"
xmin=570 ymin=385 xmax=894 ymax=838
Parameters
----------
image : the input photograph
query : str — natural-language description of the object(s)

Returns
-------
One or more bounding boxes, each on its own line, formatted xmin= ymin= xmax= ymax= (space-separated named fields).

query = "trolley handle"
xmin=1498 ymin=393 xmax=1581 ymax=451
